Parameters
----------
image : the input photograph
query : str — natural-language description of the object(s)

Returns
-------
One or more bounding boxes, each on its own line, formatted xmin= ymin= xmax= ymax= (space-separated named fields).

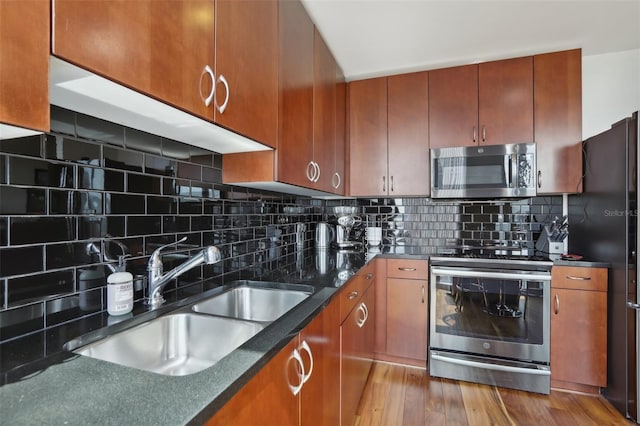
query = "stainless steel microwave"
xmin=431 ymin=142 xmax=536 ymax=199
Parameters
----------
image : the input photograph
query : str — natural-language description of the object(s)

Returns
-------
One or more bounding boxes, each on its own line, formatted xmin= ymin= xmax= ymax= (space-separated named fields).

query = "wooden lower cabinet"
xmin=550 ymin=266 xmax=607 ymax=393
xmin=341 ymin=284 xmax=375 ymax=426
xmin=206 ymin=337 xmax=299 ymax=426
xmin=386 ymin=278 xmax=428 ymax=365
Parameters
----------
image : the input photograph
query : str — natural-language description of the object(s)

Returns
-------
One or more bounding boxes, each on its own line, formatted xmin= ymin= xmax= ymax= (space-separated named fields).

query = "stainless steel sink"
xmin=74 ymin=313 xmax=263 ymax=376
xmin=192 ymin=283 xmax=312 ymax=322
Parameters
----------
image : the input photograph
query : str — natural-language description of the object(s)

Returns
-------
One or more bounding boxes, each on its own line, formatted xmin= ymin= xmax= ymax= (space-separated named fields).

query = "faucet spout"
xmin=144 ymin=240 xmax=221 ymax=309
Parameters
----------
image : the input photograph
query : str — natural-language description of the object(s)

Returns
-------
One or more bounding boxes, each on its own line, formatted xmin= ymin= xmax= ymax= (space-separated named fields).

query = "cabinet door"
xmin=387 ymin=72 xmax=430 ymax=196
xmin=299 ymin=299 xmax=340 ymax=426
xmin=428 ymin=64 xmax=478 ymax=148
xmin=277 ymin=0 xmax=314 ymax=187
xmin=551 ymin=288 xmax=607 ymax=388
xmin=478 ymin=57 xmax=533 ymax=146
xmin=333 ymin=68 xmax=347 ymax=195
xmin=340 ymin=286 xmax=375 ymax=426
xmin=312 ymin=29 xmax=337 ymax=192
xmin=386 ymin=278 xmax=428 ymax=363
xmin=215 ymin=0 xmax=278 ymax=147
xmin=206 ymin=338 xmax=299 ymax=425
xmin=53 ymin=0 xmax=214 ymax=121
xmin=534 ymin=49 xmax=582 ymax=194
xmin=0 ymin=0 xmax=49 ymax=133
xmin=348 ymin=77 xmax=388 ymax=196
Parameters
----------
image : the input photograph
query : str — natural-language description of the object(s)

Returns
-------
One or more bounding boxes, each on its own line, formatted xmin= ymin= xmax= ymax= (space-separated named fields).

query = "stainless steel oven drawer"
xmin=429 ymin=350 xmax=550 ymax=394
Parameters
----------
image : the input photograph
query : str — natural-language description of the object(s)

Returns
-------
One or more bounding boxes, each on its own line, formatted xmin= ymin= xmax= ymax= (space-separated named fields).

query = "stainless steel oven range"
xmin=429 ymin=256 xmax=553 ymax=394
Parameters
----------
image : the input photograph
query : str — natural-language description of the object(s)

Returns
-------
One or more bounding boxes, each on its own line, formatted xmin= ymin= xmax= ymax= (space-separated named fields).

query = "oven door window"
xmin=433 ymin=273 xmax=544 ymax=345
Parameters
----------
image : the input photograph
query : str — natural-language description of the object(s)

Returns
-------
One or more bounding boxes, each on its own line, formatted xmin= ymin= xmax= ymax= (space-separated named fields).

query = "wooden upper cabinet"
xmin=348 ymin=77 xmax=388 ymax=196
xmin=0 ymin=0 xmax=49 ymax=132
xmin=215 ymin=0 xmax=278 ymax=148
xmin=334 ymin=68 xmax=347 ymax=195
xmin=479 ymin=56 xmax=533 ymax=145
xmin=428 ymin=64 xmax=478 ymax=148
xmin=429 ymin=57 xmax=533 ymax=148
xmin=277 ymin=0 xmax=314 ymax=188
xmin=313 ymin=29 xmax=337 ymax=192
xmin=388 ymin=71 xmax=429 ymax=196
xmin=534 ymin=49 xmax=582 ymax=194
xmin=52 ymin=0 xmax=215 ymax=121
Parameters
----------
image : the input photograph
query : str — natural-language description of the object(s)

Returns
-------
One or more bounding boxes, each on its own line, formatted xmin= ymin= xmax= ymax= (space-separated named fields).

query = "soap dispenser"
xmin=107 ymin=255 xmax=133 ymax=315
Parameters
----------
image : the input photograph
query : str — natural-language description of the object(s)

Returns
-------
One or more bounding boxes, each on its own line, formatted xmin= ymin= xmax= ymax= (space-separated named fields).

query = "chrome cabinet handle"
xmin=421 ymin=285 xmax=425 ymax=304
xmin=482 ymin=126 xmax=486 ymax=143
xmin=332 ymin=172 xmax=341 ymax=189
xmin=366 ymin=273 xmax=374 ymax=280
xmin=199 ymin=65 xmax=215 ymax=107
xmin=390 ymin=175 xmax=394 ymax=192
xmin=537 ymin=170 xmax=542 ymax=189
xmin=566 ymin=275 xmax=591 ymax=281
xmin=628 ymin=301 xmax=640 ymax=310
xmin=313 ymin=162 xmax=320 ymax=183
xmin=362 ymin=302 xmax=369 ymax=323
xmin=398 ymin=267 xmax=416 ymax=271
xmin=299 ymin=340 xmax=314 ymax=384
xmin=215 ymin=74 xmax=229 ymax=114
xmin=473 ymin=126 xmax=477 ymax=143
xmin=356 ymin=303 xmax=368 ymax=328
xmin=287 ymin=348 xmax=305 ymax=396
xmin=382 ymin=176 xmax=386 ymax=192
xmin=347 ymin=291 xmax=359 ymax=300
xmin=306 ymin=161 xmax=316 ymax=182
xmin=554 ymin=294 xmax=560 ymax=315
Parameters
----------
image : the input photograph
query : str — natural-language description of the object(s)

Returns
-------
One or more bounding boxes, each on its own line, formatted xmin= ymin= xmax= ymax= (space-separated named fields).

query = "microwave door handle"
xmin=505 ymin=154 xmax=512 ymax=188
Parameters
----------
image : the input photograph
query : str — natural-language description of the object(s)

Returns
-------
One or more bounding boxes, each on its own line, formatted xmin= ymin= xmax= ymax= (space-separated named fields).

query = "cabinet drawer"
xmin=340 ymin=263 xmax=375 ymax=322
xmin=386 ymin=259 xmax=428 ymax=280
xmin=551 ymin=266 xmax=607 ymax=292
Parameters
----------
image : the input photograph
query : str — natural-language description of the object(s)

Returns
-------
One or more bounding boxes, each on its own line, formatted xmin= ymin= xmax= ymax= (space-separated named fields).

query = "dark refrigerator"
xmin=569 ymin=111 xmax=639 ymax=422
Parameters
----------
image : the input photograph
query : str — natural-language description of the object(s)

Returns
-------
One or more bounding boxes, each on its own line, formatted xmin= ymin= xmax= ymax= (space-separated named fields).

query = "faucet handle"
xmin=149 ymin=236 xmax=188 ymax=265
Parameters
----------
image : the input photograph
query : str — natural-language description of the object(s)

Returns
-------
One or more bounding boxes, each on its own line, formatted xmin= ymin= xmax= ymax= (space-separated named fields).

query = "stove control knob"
xmin=483 ymin=342 xmax=491 ymax=350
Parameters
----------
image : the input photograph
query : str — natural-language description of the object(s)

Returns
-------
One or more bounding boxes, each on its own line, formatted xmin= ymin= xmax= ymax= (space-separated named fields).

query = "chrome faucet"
xmin=144 ymin=237 xmax=222 ymax=309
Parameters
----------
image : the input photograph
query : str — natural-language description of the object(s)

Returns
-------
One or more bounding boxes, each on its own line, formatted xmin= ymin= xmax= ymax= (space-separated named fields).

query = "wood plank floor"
xmin=354 ymin=362 xmax=632 ymax=426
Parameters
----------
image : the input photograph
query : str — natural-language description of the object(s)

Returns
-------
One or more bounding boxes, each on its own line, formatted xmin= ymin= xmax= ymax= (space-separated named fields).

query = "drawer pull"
xmin=398 ymin=267 xmax=417 ymax=272
xmin=366 ymin=273 xmax=374 ymax=280
xmin=347 ymin=291 xmax=359 ymax=300
xmin=421 ymin=285 xmax=425 ymax=304
xmin=566 ymin=275 xmax=591 ymax=281
xmin=554 ymin=294 xmax=560 ymax=315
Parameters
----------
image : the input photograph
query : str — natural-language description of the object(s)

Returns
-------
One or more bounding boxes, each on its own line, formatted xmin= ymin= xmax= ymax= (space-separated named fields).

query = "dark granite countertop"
xmin=552 ymin=259 xmax=611 ymax=268
xmin=2 ymin=246 xmax=411 ymax=425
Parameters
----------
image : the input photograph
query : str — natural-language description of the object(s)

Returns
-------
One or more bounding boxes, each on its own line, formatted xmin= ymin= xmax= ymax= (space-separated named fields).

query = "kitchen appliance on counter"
xmin=431 ymin=142 xmax=536 ymax=199
xmin=315 ymin=222 xmax=335 ymax=248
xmin=569 ymin=112 xmax=639 ymax=422
xmin=429 ymin=255 xmax=553 ymax=394
xmin=332 ymin=206 xmax=362 ymax=250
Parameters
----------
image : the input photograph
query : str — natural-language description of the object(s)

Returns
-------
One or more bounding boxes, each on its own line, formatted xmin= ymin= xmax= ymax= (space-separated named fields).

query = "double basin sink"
xmin=70 ymin=281 xmax=313 ymax=376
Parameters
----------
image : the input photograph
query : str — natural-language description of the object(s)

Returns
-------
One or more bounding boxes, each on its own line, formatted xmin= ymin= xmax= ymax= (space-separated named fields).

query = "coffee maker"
xmin=332 ymin=206 xmax=362 ymax=250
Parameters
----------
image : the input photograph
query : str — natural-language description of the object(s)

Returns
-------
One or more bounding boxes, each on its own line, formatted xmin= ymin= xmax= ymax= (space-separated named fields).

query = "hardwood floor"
xmin=354 ymin=362 xmax=632 ymax=426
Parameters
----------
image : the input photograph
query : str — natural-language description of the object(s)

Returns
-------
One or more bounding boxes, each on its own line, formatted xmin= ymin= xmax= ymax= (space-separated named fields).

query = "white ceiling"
xmin=300 ymin=0 xmax=640 ymax=81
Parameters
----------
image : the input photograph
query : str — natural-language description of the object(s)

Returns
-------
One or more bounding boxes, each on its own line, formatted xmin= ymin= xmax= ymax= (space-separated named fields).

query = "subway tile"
xmin=0 ymin=135 xmax=42 ymax=157
xmin=78 ymin=217 xmax=108 ymax=240
xmin=78 ymin=166 xmax=125 ymax=192
xmin=191 ymin=216 xmax=213 ymax=231
xmin=0 ymin=217 xmax=7 ymax=246
xmin=46 ymin=290 xmax=102 ymax=327
xmin=105 ymin=193 xmax=145 ymax=214
xmin=46 ymin=242 xmax=94 ymax=270
xmin=126 ymin=216 xmax=162 ymax=237
xmin=0 ymin=187 xmax=46 ymax=215
xmin=163 ymin=178 xmax=191 ymax=196
xmin=7 ymin=270 xmax=74 ymax=307
xmin=177 ymin=162 xmax=201 ymax=180
xmin=104 ymin=146 xmax=143 ymax=172
xmin=163 ymin=216 xmax=190 ymax=234
xmin=124 ymin=128 xmax=162 ymax=155
xmin=179 ymin=198 xmax=203 ymax=214
xmin=184 ymin=232 xmax=203 ymax=247
xmin=50 ymin=106 xmax=76 ymax=136
xmin=161 ymin=138 xmax=192 ymax=160
xmin=191 ymin=182 xmax=216 ymax=198
xmin=127 ymin=173 xmax=161 ymax=195
xmin=204 ymin=200 xmax=223 ymax=215
xmin=107 ymin=237 xmax=143 ymax=258
xmin=0 ymin=155 xmax=5 ymax=184
xmin=9 ymin=157 xmax=74 ymax=188
xmin=44 ymin=135 xmax=101 ymax=164
xmin=213 ymin=154 xmax=223 ymax=169
xmin=0 ymin=304 xmax=45 ymax=342
xmin=147 ymin=196 xmax=174 ymax=214
xmin=0 ymin=246 xmax=43 ymax=277
xmin=144 ymin=235 xmax=175 ymax=256
xmin=76 ymin=113 xmax=124 ymax=146
xmin=10 ymin=217 xmax=76 ymax=245
xmin=145 ymin=155 xmax=176 ymax=177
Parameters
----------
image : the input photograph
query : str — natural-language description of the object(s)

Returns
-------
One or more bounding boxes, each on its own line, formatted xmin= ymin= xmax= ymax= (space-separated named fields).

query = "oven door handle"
xmin=430 ymin=267 xmax=550 ymax=282
xmin=431 ymin=353 xmax=551 ymax=376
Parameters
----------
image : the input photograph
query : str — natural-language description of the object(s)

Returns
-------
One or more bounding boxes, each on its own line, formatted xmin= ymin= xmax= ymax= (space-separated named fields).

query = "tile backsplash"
xmin=0 ymin=106 xmax=563 ymax=345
